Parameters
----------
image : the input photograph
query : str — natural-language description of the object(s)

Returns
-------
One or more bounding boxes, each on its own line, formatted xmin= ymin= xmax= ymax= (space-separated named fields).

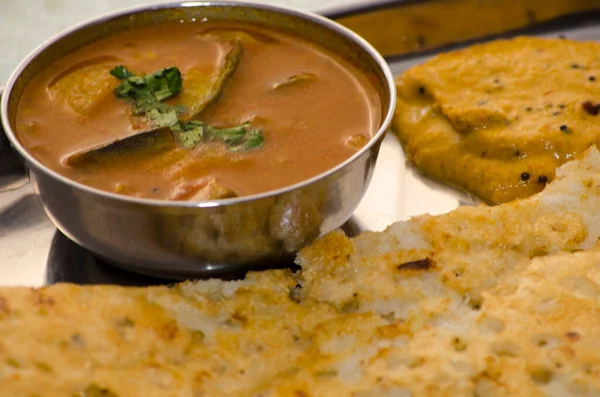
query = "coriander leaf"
xmin=110 ymin=63 xmax=265 ymax=153
xmin=165 ymin=67 xmax=183 ymax=94
xmin=114 ymin=81 xmax=133 ymax=97
xmin=208 ymin=125 xmax=247 ymax=145
xmin=181 ymin=120 xmax=206 ymax=130
xmin=144 ymin=74 xmax=160 ymax=92
xmin=129 ymin=88 xmax=158 ymax=114
xmin=176 ymin=120 xmax=206 ymax=148
xmin=244 ymin=129 xmax=264 ymax=150
xmin=154 ymin=82 xmax=175 ymax=102
xmin=110 ymin=65 xmax=134 ymax=80
xmin=177 ymin=127 xmax=204 ymax=148
xmin=111 ymin=66 xmax=183 ymax=115
xmin=228 ymin=129 xmax=264 ymax=151
xmin=175 ymin=121 xmax=263 ymax=152
xmin=129 ymin=75 xmax=145 ymax=85
xmin=147 ymin=107 xmax=180 ymax=128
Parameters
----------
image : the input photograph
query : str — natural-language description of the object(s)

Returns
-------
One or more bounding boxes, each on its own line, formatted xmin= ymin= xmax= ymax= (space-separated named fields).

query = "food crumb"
xmin=35 ymin=362 xmax=53 ymax=373
xmin=566 ymin=331 xmax=580 ymax=341
xmin=451 ymin=337 xmax=467 ymax=351
xmin=582 ymin=100 xmax=600 ymax=116
xmin=530 ymin=366 xmax=553 ymax=384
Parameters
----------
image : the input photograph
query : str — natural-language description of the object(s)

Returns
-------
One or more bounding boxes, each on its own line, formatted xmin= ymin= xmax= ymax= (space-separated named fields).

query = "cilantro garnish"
xmin=242 ymin=129 xmax=264 ymax=150
xmin=111 ymin=66 xmax=183 ymax=131
xmin=111 ymin=66 xmax=182 ymax=114
xmin=110 ymin=65 xmax=263 ymax=152
xmin=173 ymin=121 xmax=264 ymax=151
xmin=109 ymin=65 xmax=133 ymax=80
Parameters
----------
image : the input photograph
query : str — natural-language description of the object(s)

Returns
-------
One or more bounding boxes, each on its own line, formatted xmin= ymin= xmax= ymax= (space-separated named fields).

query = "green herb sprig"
xmin=111 ymin=66 xmax=183 ymax=128
xmin=110 ymin=65 xmax=263 ymax=151
xmin=173 ymin=121 xmax=264 ymax=151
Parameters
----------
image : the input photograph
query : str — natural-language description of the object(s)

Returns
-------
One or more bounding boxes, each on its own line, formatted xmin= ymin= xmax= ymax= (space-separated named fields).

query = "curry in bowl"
xmin=15 ymin=22 xmax=381 ymax=201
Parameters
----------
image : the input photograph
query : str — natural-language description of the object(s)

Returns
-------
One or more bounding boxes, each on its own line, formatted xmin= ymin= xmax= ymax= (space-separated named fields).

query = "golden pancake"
xmin=1 ymin=148 xmax=599 ymax=396
xmin=394 ymin=36 xmax=600 ymax=204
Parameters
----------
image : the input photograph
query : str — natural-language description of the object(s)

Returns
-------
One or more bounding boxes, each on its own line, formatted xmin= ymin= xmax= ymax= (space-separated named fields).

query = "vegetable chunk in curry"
xmin=394 ymin=36 xmax=600 ymax=204
xmin=16 ymin=23 xmax=381 ymax=201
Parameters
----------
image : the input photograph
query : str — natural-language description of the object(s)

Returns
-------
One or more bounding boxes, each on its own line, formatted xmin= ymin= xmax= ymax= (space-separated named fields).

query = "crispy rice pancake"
xmin=1 ymin=148 xmax=600 ymax=396
xmin=393 ymin=36 xmax=600 ymax=204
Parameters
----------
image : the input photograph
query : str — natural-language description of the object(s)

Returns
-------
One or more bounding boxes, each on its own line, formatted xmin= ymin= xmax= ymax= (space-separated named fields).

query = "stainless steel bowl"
xmin=1 ymin=1 xmax=395 ymax=279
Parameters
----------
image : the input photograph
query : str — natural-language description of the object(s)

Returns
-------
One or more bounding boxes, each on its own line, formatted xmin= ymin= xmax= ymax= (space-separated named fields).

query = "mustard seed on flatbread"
xmin=394 ymin=36 xmax=600 ymax=204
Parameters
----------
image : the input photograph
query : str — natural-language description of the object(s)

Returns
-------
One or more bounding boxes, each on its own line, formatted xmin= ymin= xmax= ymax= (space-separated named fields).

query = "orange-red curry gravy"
xmin=15 ymin=22 xmax=382 ymax=201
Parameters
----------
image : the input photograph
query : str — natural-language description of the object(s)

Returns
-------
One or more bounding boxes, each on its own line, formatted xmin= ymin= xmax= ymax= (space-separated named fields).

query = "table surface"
xmin=0 ymin=0 xmax=378 ymax=84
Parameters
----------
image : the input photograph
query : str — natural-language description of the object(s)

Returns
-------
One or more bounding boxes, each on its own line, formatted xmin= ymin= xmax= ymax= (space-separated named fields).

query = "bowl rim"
xmin=1 ymin=0 xmax=396 ymax=208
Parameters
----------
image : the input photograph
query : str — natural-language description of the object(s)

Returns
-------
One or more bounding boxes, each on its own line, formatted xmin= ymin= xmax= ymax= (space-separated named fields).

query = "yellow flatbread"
xmin=1 ymin=148 xmax=600 ymax=396
xmin=394 ymin=37 xmax=600 ymax=204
